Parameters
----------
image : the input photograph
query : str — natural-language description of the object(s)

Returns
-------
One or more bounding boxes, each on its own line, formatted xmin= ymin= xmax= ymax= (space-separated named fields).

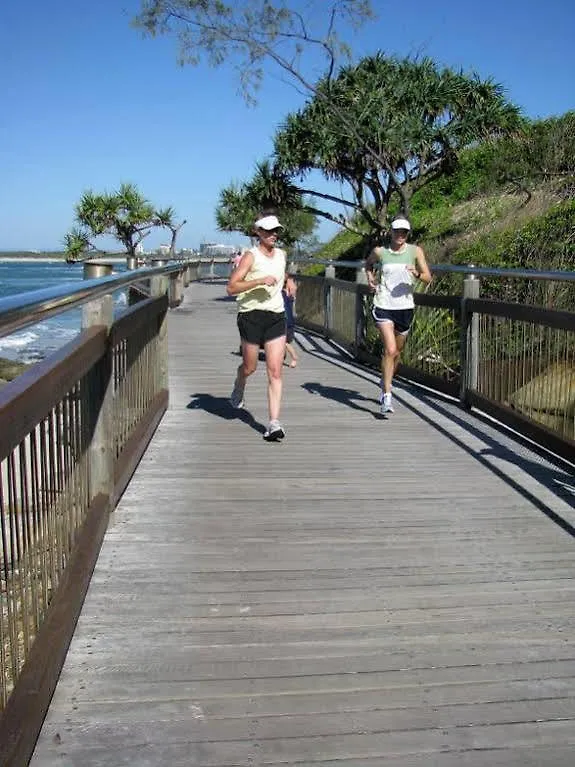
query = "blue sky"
xmin=1 ymin=0 xmax=573 ymax=252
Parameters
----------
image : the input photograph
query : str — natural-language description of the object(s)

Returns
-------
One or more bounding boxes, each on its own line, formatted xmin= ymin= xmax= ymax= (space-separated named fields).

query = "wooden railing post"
xmin=460 ymin=267 xmax=480 ymax=407
xmin=169 ymin=271 xmax=184 ymax=308
xmin=354 ymin=267 xmax=368 ymax=358
xmin=82 ymin=294 xmax=114 ymax=504
xmin=324 ymin=263 xmax=336 ymax=337
xmin=151 ymin=275 xmax=169 ymax=391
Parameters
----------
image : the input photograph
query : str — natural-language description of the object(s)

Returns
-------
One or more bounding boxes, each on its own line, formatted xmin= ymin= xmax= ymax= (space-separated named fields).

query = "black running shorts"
xmin=372 ymin=306 xmax=414 ymax=335
xmin=237 ymin=309 xmax=286 ymax=346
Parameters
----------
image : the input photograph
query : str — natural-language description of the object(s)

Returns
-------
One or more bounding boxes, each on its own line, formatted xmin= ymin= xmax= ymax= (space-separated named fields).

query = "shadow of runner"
xmin=301 ymin=381 xmax=379 ymax=416
xmin=186 ymin=393 xmax=266 ymax=435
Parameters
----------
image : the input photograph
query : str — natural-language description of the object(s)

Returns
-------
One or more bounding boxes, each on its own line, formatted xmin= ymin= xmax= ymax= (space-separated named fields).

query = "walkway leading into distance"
xmin=31 ymin=280 xmax=575 ymax=766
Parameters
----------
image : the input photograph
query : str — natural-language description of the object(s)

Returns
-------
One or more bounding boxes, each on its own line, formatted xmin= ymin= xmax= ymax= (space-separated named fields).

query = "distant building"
xmin=199 ymin=242 xmax=237 ymax=259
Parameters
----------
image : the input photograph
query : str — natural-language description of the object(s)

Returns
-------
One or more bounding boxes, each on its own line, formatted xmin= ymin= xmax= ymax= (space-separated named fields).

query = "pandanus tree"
xmin=133 ymin=1 xmax=375 ymax=104
xmin=134 ymin=3 xmax=522 ymax=240
xmin=215 ymin=160 xmax=317 ymax=248
xmin=251 ymin=55 xmax=524 ymax=239
xmin=64 ymin=183 xmax=185 ymax=262
xmin=154 ymin=207 xmax=187 ymax=257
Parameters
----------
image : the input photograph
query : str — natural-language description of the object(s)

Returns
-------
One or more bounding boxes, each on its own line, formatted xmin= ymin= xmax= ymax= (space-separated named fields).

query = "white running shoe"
xmin=378 ymin=382 xmax=392 ymax=404
xmin=230 ymin=379 xmax=245 ymax=409
xmin=263 ymin=420 xmax=285 ymax=441
xmin=380 ymin=392 xmax=394 ymax=414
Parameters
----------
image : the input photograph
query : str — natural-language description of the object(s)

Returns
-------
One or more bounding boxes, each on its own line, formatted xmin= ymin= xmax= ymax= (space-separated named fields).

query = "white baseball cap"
xmin=391 ymin=218 xmax=411 ymax=230
xmin=254 ymin=215 xmax=284 ymax=230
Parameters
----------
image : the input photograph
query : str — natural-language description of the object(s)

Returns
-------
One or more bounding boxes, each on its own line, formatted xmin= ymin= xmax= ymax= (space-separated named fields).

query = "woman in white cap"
xmin=226 ymin=214 xmax=287 ymax=441
xmin=365 ymin=216 xmax=432 ymax=415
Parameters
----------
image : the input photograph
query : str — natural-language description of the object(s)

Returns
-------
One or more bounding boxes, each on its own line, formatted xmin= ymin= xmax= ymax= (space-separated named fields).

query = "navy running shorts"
xmin=237 ymin=309 xmax=286 ymax=346
xmin=372 ymin=306 xmax=414 ymax=335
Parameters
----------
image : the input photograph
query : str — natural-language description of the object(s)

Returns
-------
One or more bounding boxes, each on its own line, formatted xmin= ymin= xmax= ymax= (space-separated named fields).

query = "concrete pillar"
xmin=83 ymin=261 xmax=113 ymax=280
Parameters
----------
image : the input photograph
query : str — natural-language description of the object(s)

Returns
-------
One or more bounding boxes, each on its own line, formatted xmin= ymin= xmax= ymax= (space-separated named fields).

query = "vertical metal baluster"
xmin=30 ymin=428 xmax=48 ymax=622
xmin=18 ymin=441 xmax=36 ymax=651
xmin=6 ymin=454 xmax=24 ymax=682
xmin=0 ymin=469 xmax=16 ymax=705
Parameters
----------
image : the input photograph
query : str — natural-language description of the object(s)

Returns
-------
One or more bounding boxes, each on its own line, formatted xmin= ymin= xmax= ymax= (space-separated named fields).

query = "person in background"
xmin=230 ymin=249 xmax=244 ymax=271
xmin=226 ymin=215 xmax=287 ymax=441
xmin=283 ymin=274 xmax=298 ymax=368
xmin=231 ymin=248 xmax=247 ymax=354
xmin=364 ymin=216 xmax=432 ymax=415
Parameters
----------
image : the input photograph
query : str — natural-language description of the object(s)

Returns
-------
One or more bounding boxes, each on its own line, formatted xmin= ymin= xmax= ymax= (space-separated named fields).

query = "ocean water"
xmin=0 ymin=260 xmax=128 ymax=363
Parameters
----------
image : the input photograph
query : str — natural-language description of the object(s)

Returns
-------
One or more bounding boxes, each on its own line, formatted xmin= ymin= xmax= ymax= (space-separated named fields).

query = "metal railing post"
xmin=460 ymin=267 xmax=480 ymax=406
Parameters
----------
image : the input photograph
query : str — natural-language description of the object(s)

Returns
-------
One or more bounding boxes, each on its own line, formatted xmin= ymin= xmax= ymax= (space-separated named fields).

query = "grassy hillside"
xmin=311 ymin=112 xmax=575 ymax=302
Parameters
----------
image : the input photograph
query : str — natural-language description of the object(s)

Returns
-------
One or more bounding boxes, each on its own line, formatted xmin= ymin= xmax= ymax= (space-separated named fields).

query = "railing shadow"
xmin=297 ymin=329 xmax=575 ymax=532
xmin=186 ymin=393 xmax=265 ymax=435
xmin=396 ymin=389 xmax=575 ymax=536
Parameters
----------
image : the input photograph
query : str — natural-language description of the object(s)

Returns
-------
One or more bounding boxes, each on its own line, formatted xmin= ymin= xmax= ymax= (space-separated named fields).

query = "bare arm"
xmin=226 ymin=251 xmax=278 ymax=296
xmin=407 ymin=246 xmax=432 ymax=285
xmin=364 ymin=248 xmax=380 ymax=290
xmin=284 ymin=275 xmax=297 ymax=297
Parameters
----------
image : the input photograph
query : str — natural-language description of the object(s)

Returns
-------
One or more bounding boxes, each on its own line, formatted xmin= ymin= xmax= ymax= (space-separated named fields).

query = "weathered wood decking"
xmin=31 ymin=281 xmax=575 ymax=766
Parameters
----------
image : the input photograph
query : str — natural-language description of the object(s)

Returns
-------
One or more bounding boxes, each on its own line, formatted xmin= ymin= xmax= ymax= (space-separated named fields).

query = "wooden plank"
xmin=30 ymin=282 xmax=575 ymax=766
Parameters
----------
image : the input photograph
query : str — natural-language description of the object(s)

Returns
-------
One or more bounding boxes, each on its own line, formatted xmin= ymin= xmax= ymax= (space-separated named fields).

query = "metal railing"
xmin=294 ymin=262 xmax=575 ymax=462
xmin=0 ymin=260 xmax=196 ymax=765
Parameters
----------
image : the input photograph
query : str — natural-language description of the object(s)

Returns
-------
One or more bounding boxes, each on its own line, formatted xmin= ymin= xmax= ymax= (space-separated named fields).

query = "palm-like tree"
xmin=64 ymin=183 xmax=183 ymax=262
xmin=155 ymin=207 xmax=187 ymax=257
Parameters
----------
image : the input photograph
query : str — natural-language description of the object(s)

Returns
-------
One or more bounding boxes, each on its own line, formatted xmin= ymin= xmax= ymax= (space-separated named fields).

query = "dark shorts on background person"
xmin=286 ymin=325 xmax=295 ymax=344
xmin=238 ymin=309 xmax=286 ymax=346
xmin=372 ymin=306 xmax=414 ymax=334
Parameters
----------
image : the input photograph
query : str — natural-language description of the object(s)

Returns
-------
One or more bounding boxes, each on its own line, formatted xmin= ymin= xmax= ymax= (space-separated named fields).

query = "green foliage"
xmin=452 ymin=199 xmax=575 ymax=270
xmin=315 ymin=228 xmax=363 ymax=260
xmin=215 ymin=161 xmax=318 ymax=247
xmin=316 ymin=111 xmax=575 ymax=276
xmin=134 ymin=1 xmax=375 ymax=104
xmin=273 ymin=54 xmax=522 ymax=234
xmin=410 ymin=111 xmax=575 ymax=213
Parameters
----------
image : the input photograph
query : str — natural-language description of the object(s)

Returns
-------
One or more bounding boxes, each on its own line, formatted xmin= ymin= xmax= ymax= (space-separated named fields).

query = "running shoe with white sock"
xmin=263 ymin=420 xmax=285 ymax=441
xmin=229 ymin=378 xmax=245 ymax=409
xmin=378 ymin=381 xmax=392 ymax=404
xmin=380 ymin=392 xmax=394 ymax=414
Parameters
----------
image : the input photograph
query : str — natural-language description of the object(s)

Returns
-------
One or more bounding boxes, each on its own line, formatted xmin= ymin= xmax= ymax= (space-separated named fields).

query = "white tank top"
xmin=237 ymin=246 xmax=286 ymax=313
xmin=372 ymin=243 xmax=417 ymax=310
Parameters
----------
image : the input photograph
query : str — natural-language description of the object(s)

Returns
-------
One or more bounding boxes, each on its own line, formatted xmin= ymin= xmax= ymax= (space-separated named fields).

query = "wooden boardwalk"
xmin=31 ymin=281 xmax=575 ymax=766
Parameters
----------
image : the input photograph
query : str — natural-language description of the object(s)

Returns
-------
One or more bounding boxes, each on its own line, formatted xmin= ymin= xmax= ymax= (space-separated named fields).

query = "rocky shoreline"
xmin=0 ymin=358 xmax=29 ymax=385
